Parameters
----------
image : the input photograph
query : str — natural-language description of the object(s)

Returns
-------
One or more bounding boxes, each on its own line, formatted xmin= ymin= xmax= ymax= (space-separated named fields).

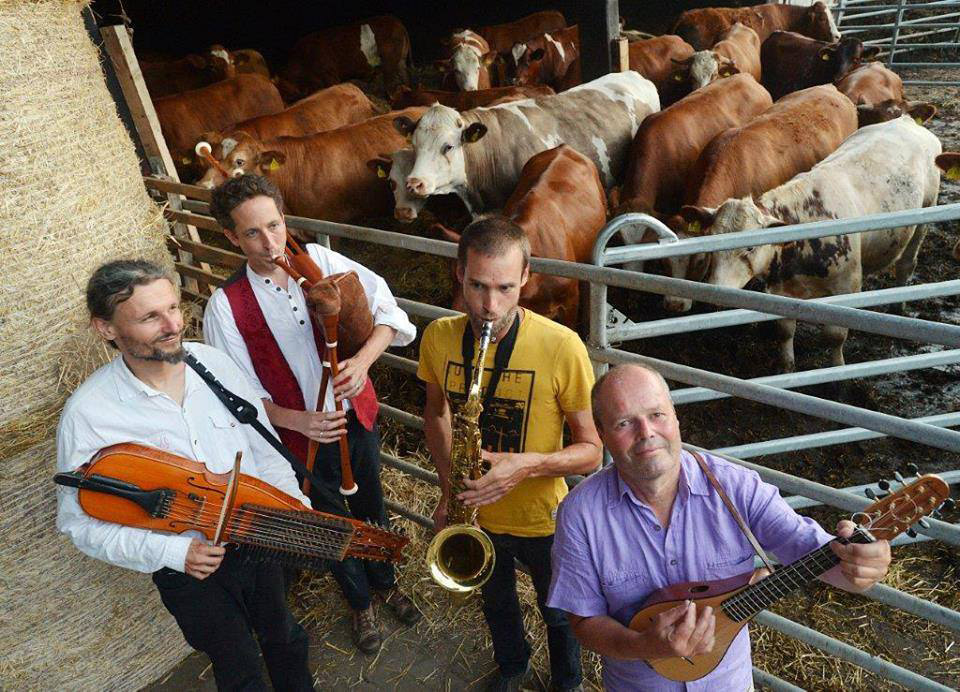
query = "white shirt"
xmin=203 ymin=243 xmax=416 ymax=415
xmin=56 ymin=342 xmax=312 ymax=574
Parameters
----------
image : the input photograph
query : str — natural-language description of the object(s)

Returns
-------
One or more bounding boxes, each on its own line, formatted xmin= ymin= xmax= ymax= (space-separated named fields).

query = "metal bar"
xmin=903 ymin=79 xmax=960 ymax=85
xmin=384 ymin=498 xmax=433 ymax=529
xmin=752 ymin=668 xmax=804 ymax=692
xmin=380 ymin=452 xmax=437 ymax=485
xmin=600 ymin=206 xmax=960 ymax=264
xmin=844 ymin=20 xmax=960 ymax=29
xmin=715 ymin=412 xmax=960 ymax=459
xmin=754 ymin=611 xmax=954 ymax=691
xmin=378 ymin=351 xmax=417 ymax=374
xmin=685 ymin=443 xmax=960 ymax=545
xmin=609 ymin=280 xmax=960 ymax=342
xmin=890 ymin=61 xmax=960 ymax=66
xmin=866 ymin=583 xmax=960 ymax=635
xmin=671 ymin=349 xmax=960 ymax=405
xmin=396 ymin=297 xmax=458 ymax=321
xmin=379 ymin=404 xmax=424 ymax=431
xmin=784 ymin=471 xmax=960 ymax=510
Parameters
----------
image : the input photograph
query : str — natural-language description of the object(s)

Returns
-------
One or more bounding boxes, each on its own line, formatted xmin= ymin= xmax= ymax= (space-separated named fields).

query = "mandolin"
xmin=54 ymin=443 xmax=408 ymax=570
xmin=627 ymin=473 xmax=951 ymax=682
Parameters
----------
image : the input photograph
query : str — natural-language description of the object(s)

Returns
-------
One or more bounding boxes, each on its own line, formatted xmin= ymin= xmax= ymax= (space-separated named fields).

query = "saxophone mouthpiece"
xmin=480 ymin=320 xmax=493 ymax=345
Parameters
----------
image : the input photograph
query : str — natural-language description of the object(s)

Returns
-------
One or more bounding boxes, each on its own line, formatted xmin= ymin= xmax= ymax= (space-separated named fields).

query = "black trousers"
xmin=307 ymin=414 xmax=395 ymax=610
xmin=480 ymin=531 xmax=582 ymax=689
xmin=152 ymin=551 xmax=313 ymax=691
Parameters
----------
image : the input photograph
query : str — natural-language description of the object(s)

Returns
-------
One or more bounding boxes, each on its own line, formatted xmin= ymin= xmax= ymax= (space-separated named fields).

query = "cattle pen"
xmin=8 ymin=0 xmax=960 ymax=689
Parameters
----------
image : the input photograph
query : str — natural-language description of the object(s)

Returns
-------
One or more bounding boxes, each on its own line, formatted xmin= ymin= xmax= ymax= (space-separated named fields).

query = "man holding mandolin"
xmin=547 ymin=364 xmax=893 ymax=691
xmin=203 ymin=174 xmax=420 ymax=654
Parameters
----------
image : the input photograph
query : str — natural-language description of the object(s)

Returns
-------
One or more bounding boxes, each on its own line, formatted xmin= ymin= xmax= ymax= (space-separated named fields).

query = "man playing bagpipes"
xmin=56 ymin=260 xmax=317 ymax=691
xmin=203 ymin=174 xmax=420 ymax=654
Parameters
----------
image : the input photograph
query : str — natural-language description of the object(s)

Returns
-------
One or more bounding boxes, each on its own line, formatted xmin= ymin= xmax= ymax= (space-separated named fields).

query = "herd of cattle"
xmin=142 ymin=3 xmax=960 ymax=372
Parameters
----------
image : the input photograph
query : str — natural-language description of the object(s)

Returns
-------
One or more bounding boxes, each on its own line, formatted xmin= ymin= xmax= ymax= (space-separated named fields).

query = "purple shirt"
xmin=547 ymin=450 xmax=832 ymax=691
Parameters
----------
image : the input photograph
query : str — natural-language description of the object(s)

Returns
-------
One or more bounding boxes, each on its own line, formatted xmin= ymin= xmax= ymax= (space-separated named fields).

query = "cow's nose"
xmin=407 ymin=178 xmax=427 ymax=196
xmin=395 ymin=207 xmax=417 ymax=222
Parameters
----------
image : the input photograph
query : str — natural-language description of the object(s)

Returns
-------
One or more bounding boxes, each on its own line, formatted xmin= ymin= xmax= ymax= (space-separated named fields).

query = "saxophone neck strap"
xmin=460 ymin=312 xmax=521 ymax=423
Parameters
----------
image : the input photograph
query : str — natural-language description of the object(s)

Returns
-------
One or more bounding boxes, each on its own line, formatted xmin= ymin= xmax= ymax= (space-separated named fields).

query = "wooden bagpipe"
xmin=54 ymin=443 xmax=408 ymax=570
xmin=272 ymin=232 xmax=374 ymax=497
xmin=625 ymin=468 xmax=952 ymax=682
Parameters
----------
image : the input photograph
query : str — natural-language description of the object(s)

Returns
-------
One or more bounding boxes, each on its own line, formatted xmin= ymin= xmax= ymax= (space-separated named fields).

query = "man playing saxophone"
xmin=418 ymin=216 xmax=602 ymax=692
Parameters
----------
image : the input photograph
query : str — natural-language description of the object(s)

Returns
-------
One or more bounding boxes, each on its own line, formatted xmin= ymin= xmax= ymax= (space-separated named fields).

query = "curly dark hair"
xmin=209 ymin=174 xmax=285 ymax=230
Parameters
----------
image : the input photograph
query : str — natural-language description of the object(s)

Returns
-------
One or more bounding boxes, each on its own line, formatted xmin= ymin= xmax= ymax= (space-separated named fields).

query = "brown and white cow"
xmin=390 ymin=84 xmax=554 ymax=110
xmin=141 ymin=46 xmax=235 ymax=97
xmin=680 ymin=115 xmax=941 ymax=371
xmin=669 ymin=23 xmax=762 ymax=92
xmin=154 ymin=73 xmax=284 ymax=178
xmin=478 ymin=10 xmax=567 ymax=53
xmin=761 ymin=31 xmax=878 ymax=101
xmin=392 ymin=71 xmax=659 ymax=216
xmin=277 ymin=16 xmax=410 ymax=101
xmin=673 ymin=2 xmax=840 ymax=50
xmin=663 ymin=83 xmax=858 ymax=311
xmin=437 ymin=30 xmax=496 ymax=91
xmin=833 ymin=61 xmax=936 ymax=127
xmin=438 ymin=145 xmax=607 ymax=327
xmin=627 ymin=35 xmax=695 ymax=105
xmin=512 ymin=25 xmax=581 ymax=91
xmin=196 ymin=107 xmax=426 ymax=226
xmin=614 ymin=74 xmax=772 ymax=222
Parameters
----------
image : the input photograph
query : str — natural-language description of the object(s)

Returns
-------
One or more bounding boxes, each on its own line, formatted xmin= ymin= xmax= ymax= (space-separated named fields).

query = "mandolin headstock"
xmin=349 ymin=521 xmax=410 ymax=564
xmin=855 ymin=467 xmax=951 ymax=542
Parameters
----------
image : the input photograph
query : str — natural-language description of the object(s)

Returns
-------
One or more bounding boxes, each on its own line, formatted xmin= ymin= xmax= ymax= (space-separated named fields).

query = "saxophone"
xmin=426 ymin=320 xmax=496 ymax=592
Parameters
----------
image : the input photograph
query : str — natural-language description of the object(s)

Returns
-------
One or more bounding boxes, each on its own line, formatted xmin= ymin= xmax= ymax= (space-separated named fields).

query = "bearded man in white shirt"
xmin=203 ymin=174 xmax=420 ymax=654
xmin=57 ymin=259 xmax=315 ymax=691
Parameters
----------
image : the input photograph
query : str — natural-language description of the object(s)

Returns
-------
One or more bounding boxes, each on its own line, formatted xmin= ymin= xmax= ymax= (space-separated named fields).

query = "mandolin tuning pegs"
xmin=865 ymin=488 xmax=878 ymax=499
xmin=893 ymin=471 xmax=906 ymax=485
xmin=878 ymin=480 xmax=891 ymax=491
xmin=918 ymin=518 xmax=930 ymax=529
xmin=906 ymin=528 xmax=917 ymax=538
xmin=943 ymin=498 xmax=956 ymax=512
xmin=905 ymin=463 xmax=919 ymax=477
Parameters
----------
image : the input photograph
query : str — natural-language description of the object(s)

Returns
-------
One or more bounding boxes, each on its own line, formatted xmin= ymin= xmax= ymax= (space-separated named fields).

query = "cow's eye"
xmin=441 ymin=144 xmax=453 ymax=155
xmin=235 ymin=158 xmax=245 ymax=166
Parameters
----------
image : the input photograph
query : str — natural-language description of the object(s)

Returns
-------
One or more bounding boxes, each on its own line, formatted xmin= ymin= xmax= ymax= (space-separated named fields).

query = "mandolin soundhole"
xmin=689 ymin=584 xmax=710 ymax=593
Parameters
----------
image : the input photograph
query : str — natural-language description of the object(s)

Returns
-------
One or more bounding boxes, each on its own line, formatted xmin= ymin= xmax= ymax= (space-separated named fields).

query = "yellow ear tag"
xmin=181 ymin=156 xmax=191 ymax=164
xmin=687 ymin=220 xmax=701 ymax=234
xmin=821 ymin=53 xmax=830 ymax=61
xmin=947 ymin=165 xmax=960 ymax=181
xmin=268 ymin=158 xmax=280 ymax=171
xmin=914 ymin=116 xmax=924 ymax=125
xmin=673 ymin=73 xmax=684 ymax=81
xmin=377 ymin=166 xmax=387 ymax=178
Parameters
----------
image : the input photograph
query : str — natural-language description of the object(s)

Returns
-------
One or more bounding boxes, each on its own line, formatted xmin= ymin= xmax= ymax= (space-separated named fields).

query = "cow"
xmin=614 ymin=74 xmax=772 ymax=222
xmin=231 ymin=49 xmax=271 ymax=78
xmin=367 ymin=149 xmax=470 ymax=225
xmin=832 ymin=61 xmax=936 ymax=127
xmin=390 ymin=84 xmax=554 ymax=110
xmin=437 ymin=145 xmax=607 ymax=328
xmin=437 ymin=30 xmax=496 ymax=91
xmin=662 ymin=84 xmax=858 ymax=312
xmin=276 ymin=16 xmax=410 ymax=101
xmin=672 ymin=2 xmax=840 ymax=50
xmin=478 ymin=10 xmax=567 ymax=53
xmin=669 ymin=23 xmax=762 ymax=93
xmin=391 ymin=71 xmax=659 ymax=216
xmin=195 ymin=107 xmax=426 ymax=226
xmin=934 ymin=153 xmax=960 ymax=261
xmin=141 ymin=46 xmax=235 ymax=97
xmin=853 ymin=99 xmax=937 ymax=128
xmin=154 ymin=73 xmax=284 ymax=179
xmin=626 ymin=35 xmax=695 ymax=105
xmin=512 ymin=25 xmax=582 ymax=91
xmin=761 ymin=31 xmax=878 ymax=101
xmin=677 ymin=115 xmax=941 ymax=371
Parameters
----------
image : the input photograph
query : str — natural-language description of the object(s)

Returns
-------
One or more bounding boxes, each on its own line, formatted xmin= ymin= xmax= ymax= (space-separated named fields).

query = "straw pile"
xmin=0 ymin=1 xmax=183 ymax=688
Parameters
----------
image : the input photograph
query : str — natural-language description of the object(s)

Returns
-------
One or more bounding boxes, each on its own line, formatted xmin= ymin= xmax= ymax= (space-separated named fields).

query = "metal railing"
xmin=146 ymin=177 xmax=960 ymax=691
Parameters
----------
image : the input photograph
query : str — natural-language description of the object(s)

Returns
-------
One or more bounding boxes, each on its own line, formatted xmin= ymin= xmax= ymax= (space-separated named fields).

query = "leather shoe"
xmin=377 ymin=588 xmax=422 ymax=626
xmin=351 ymin=605 xmax=381 ymax=654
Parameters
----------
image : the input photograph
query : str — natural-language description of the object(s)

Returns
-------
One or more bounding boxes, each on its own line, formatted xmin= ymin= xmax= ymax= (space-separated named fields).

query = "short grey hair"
xmin=591 ymin=364 xmax=671 ymax=430
xmin=86 ymin=259 xmax=172 ymax=322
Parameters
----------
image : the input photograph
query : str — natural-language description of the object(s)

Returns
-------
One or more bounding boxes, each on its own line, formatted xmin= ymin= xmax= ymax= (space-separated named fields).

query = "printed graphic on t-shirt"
xmin=445 ymin=362 xmax=535 ymax=454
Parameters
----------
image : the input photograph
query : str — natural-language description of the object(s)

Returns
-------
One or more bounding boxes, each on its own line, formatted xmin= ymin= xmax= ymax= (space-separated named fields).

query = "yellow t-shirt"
xmin=417 ymin=311 xmax=594 ymax=537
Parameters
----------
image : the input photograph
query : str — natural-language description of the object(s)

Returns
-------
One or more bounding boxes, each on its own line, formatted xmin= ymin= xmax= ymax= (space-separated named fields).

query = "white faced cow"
xmin=392 ymin=71 xmax=660 ymax=214
xmin=680 ymin=115 xmax=941 ymax=372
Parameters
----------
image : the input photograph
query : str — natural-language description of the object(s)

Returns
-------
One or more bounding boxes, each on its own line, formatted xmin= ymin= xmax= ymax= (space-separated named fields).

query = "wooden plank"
xmin=615 ymin=37 xmax=630 ymax=72
xmin=164 ymin=208 xmax=223 ymax=232
xmin=99 ymin=24 xmax=211 ymax=296
xmin=144 ymin=176 xmax=213 ymax=203
xmin=166 ymin=236 xmax=245 ymax=270
xmin=175 ymin=262 xmax=227 ymax=288
xmin=181 ymin=286 xmax=209 ymax=306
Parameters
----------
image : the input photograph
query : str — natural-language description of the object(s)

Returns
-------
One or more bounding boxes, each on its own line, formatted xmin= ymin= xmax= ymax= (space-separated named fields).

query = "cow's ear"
xmin=187 ymin=54 xmax=207 ymax=69
xmin=718 ymin=60 xmax=739 ymax=78
xmin=935 ymin=153 xmax=960 ymax=180
xmin=907 ymin=101 xmax=937 ymax=125
xmin=258 ymin=150 xmax=286 ymax=172
xmin=233 ymin=52 xmax=249 ymax=65
xmin=861 ymin=45 xmax=881 ymax=61
xmin=818 ymin=46 xmax=836 ymax=61
xmin=462 ymin=122 xmax=488 ymax=143
xmin=679 ymin=205 xmax=716 ymax=234
xmin=434 ymin=58 xmax=452 ymax=73
xmin=367 ymin=156 xmax=392 ymax=178
xmin=393 ymin=116 xmax=419 ymax=137
xmin=529 ymin=48 xmax=546 ymax=61
xmin=481 ymin=50 xmax=498 ymax=67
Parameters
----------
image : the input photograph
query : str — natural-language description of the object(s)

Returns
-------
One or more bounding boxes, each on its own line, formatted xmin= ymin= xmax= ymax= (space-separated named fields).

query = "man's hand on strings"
xmin=295 ymin=409 xmax=347 ymax=443
xmin=184 ymin=539 xmax=226 ymax=579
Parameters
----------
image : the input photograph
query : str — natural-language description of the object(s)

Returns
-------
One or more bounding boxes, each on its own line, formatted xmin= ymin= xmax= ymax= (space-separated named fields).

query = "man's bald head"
xmin=591 ymin=364 xmax=672 ymax=432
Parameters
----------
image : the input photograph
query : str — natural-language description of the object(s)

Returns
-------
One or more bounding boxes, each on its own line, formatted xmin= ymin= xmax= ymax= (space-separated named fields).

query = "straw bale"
xmin=0 ymin=0 xmax=172 ymax=425
xmin=0 ymin=1 xmax=184 ymax=689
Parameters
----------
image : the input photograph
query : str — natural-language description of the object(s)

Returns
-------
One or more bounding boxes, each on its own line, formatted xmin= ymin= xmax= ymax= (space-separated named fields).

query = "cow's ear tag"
xmin=376 ymin=165 xmax=387 ymax=178
xmin=181 ymin=156 xmax=191 ymax=164
xmin=947 ymin=165 xmax=960 ymax=181
xmin=821 ymin=53 xmax=830 ymax=61
xmin=268 ymin=158 xmax=280 ymax=171
xmin=687 ymin=220 xmax=701 ymax=234
xmin=465 ymin=129 xmax=481 ymax=143
xmin=914 ymin=116 xmax=924 ymax=125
